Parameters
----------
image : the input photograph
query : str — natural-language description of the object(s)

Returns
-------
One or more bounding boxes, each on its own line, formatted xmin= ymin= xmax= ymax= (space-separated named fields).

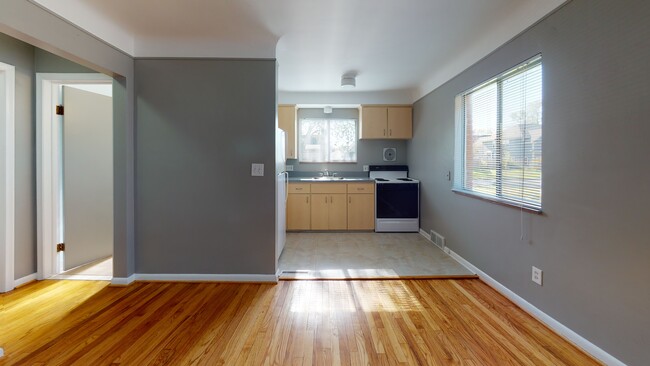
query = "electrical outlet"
xmin=363 ymin=165 xmax=369 ymax=172
xmin=445 ymin=171 xmax=451 ymax=181
xmin=532 ymin=266 xmax=543 ymax=286
xmin=251 ymin=163 xmax=264 ymax=176
xmin=286 ymin=165 xmax=294 ymax=171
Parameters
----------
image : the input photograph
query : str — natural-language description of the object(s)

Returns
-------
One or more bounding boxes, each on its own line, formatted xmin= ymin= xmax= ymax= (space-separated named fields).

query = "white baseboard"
xmin=419 ymin=228 xmax=432 ymax=241
xmin=111 ymin=273 xmax=278 ymax=285
xmin=444 ymin=247 xmax=625 ymax=366
xmin=110 ymin=274 xmax=136 ymax=286
xmin=15 ymin=273 xmax=37 ymax=287
xmin=52 ymin=274 xmax=112 ymax=281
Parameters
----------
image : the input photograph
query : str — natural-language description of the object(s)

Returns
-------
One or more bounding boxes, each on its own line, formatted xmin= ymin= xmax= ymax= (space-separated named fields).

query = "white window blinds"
xmin=454 ymin=55 xmax=542 ymax=211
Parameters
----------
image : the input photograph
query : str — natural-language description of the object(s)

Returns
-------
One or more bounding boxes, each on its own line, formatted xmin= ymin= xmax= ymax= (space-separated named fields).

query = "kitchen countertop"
xmin=288 ymin=177 xmax=374 ymax=183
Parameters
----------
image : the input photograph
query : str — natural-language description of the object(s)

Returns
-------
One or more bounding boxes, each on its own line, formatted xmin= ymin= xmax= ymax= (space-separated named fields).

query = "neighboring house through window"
xmin=454 ymin=55 xmax=543 ymax=211
xmin=299 ymin=118 xmax=357 ymax=163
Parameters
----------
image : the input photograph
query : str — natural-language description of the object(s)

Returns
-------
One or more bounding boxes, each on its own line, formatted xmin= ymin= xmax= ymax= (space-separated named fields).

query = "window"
xmin=454 ymin=55 xmax=542 ymax=211
xmin=298 ymin=118 xmax=357 ymax=163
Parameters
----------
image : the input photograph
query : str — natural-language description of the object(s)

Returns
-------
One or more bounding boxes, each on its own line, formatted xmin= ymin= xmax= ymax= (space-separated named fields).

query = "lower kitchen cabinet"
xmin=287 ymin=194 xmax=311 ymax=230
xmin=287 ymin=184 xmax=311 ymax=230
xmin=347 ymin=182 xmax=375 ymax=230
xmin=287 ymin=182 xmax=373 ymax=231
xmin=347 ymin=194 xmax=374 ymax=230
xmin=311 ymin=193 xmax=347 ymax=230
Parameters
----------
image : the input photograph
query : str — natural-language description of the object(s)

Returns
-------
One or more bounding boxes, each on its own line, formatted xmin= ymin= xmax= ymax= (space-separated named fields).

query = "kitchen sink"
xmin=306 ymin=177 xmax=345 ymax=180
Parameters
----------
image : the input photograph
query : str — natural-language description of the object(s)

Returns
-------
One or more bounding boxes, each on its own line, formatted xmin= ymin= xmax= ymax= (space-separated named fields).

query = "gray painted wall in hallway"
xmin=0 ymin=33 xmax=112 ymax=279
xmin=1 ymin=0 xmax=136 ymax=278
xmin=135 ymin=59 xmax=277 ymax=275
xmin=289 ymin=108 xmax=407 ymax=173
xmin=408 ymin=0 xmax=650 ymax=364
xmin=0 ymin=33 xmax=35 ymax=279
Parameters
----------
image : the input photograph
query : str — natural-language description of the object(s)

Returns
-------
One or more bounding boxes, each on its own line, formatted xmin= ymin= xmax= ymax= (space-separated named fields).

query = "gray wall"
xmin=0 ymin=31 xmax=116 ymax=279
xmin=34 ymin=48 xmax=95 ymax=74
xmin=408 ymin=0 xmax=650 ymax=364
xmin=0 ymin=33 xmax=35 ymax=280
xmin=135 ymin=59 xmax=277 ymax=275
xmin=1 ymin=0 xmax=136 ymax=278
xmin=290 ymin=108 xmax=407 ymax=173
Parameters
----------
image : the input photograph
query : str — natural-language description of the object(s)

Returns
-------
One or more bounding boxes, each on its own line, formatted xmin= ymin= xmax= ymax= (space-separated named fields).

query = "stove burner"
xmin=375 ymin=178 xmax=389 ymax=182
xmin=397 ymin=178 xmax=413 ymax=181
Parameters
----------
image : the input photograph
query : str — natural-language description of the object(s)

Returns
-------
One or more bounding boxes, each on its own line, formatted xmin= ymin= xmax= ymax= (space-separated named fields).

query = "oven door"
xmin=376 ymin=183 xmax=419 ymax=219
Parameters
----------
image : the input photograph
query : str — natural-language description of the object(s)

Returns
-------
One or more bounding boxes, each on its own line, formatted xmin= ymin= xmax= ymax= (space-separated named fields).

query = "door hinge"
xmin=56 ymin=243 xmax=65 ymax=252
xmin=56 ymin=105 xmax=64 ymax=116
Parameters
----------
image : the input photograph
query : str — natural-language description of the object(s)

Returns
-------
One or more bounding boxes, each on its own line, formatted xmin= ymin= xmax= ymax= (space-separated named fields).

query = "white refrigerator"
xmin=276 ymin=129 xmax=288 ymax=261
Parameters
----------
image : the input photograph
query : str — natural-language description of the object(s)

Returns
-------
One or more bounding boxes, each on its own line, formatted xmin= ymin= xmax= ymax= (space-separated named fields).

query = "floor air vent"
xmin=429 ymin=230 xmax=446 ymax=250
xmin=281 ymin=270 xmax=310 ymax=274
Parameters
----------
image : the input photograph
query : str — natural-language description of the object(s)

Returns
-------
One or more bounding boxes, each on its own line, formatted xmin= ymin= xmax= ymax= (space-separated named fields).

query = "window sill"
xmin=451 ymin=189 xmax=543 ymax=215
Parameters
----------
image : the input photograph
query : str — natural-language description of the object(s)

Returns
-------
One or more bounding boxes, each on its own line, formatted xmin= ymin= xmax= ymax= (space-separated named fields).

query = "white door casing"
xmin=36 ymin=73 xmax=112 ymax=279
xmin=0 ymin=62 xmax=15 ymax=293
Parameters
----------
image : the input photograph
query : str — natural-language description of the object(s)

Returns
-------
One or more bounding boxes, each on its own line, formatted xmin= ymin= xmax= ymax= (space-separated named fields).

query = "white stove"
xmin=369 ymin=165 xmax=420 ymax=232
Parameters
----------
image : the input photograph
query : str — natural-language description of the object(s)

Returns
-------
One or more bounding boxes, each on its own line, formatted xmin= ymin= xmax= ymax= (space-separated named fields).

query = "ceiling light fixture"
xmin=341 ymin=75 xmax=356 ymax=88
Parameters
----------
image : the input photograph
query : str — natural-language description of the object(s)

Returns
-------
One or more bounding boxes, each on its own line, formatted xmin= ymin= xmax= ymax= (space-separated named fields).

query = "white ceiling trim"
xmin=30 ymin=0 xmax=134 ymax=55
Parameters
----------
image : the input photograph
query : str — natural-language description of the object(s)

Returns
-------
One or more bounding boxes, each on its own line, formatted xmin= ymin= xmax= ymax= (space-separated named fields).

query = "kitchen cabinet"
xmin=287 ymin=182 xmax=375 ymax=231
xmin=278 ymin=104 xmax=297 ymax=159
xmin=347 ymin=183 xmax=375 ymax=230
xmin=360 ymin=105 xmax=412 ymax=139
xmin=287 ymin=183 xmax=310 ymax=230
xmin=310 ymin=183 xmax=347 ymax=230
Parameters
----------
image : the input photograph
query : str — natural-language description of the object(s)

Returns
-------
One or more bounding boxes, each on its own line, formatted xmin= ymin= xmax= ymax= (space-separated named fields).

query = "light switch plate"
xmin=251 ymin=163 xmax=264 ymax=176
xmin=363 ymin=165 xmax=369 ymax=172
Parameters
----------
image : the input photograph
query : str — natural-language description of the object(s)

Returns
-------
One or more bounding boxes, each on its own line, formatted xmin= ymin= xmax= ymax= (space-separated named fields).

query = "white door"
xmin=62 ymin=86 xmax=113 ymax=270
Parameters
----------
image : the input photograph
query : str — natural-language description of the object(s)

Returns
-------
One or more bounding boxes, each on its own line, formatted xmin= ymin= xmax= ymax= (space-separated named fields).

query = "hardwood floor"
xmin=0 ymin=279 xmax=599 ymax=365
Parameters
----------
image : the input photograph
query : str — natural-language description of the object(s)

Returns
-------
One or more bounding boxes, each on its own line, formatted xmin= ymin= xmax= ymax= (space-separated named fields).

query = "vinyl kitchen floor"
xmin=278 ymin=232 xmax=475 ymax=280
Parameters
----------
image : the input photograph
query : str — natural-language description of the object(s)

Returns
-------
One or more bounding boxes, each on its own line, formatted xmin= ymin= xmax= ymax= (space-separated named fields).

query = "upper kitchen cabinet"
xmin=359 ymin=105 xmax=413 ymax=139
xmin=278 ymin=104 xmax=297 ymax=159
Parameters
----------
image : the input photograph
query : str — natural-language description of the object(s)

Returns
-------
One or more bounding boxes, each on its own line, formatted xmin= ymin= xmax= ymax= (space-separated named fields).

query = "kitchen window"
xmin=298 ymin=118 xmax=357 ymax=163
xmin=453 ymin=55 xmax=543 ymax=212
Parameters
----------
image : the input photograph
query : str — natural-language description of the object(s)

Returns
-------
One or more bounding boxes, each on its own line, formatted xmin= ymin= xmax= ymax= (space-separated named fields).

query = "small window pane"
xmin=299 ymin=119 xmax=357 ymax=163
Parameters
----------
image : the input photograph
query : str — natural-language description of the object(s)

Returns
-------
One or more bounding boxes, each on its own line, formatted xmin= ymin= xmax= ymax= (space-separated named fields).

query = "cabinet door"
xmin=287 ymin=194 xmax=310 ymax=230
xmin=310 ymin=194 xmax=329 ymax=230
xmin=360 ymin=106 xmax=387 ymax=139
xmin=387 ymin=107 xmax=412 ymax=139
xmin=278 ymin=105 xmax=297 ymax=159
xmin=348 ymin=194 xmax=375 ymax=230
xmin=328 ymin=194 xmax=348 ymax=230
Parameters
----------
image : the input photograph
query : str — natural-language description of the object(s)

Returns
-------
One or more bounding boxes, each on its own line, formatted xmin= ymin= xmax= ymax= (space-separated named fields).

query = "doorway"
xmin=36 ymin=73 xmax=113 ymax=281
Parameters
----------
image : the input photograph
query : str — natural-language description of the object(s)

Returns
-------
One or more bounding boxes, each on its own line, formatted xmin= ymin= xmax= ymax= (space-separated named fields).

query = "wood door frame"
xmin=0 ymin=62 xmax=15 ymax=293
xmin=36 ymin=73 xmax=112 ymax=280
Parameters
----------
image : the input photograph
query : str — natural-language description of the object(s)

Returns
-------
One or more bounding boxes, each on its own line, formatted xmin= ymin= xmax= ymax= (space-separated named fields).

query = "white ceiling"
xmin=32 ymin=0 xmax=565 ymax=101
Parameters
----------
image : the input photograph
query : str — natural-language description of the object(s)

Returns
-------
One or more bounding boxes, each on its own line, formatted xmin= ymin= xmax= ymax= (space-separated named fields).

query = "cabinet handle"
xmin=325 ymin=196 xmax=328 ymax=203
xmin=389 ymin=129 xmax=392 ymax=136
xmin=349 ymin=196 xmax=351 ymax=204
xmin=383 ymin=128 xmax=386 ymax=136
xmin=306 ymin=196 xmax=309 ymax=203
xmin=296 ymin=187 xmax=302 ymax=190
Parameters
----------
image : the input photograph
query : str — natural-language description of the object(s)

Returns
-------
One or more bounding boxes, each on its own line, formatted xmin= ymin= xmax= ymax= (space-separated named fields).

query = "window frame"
xmin=297 ymin=118 xmax=358 ymax=163
xmin=453 ymin=54 xmax=543 ymax=213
